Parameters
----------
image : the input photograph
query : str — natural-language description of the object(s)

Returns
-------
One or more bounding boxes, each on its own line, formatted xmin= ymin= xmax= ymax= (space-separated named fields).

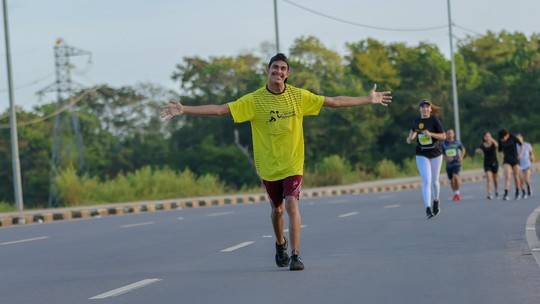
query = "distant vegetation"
xmin=1 ymin=31 xmax=539 ymax=208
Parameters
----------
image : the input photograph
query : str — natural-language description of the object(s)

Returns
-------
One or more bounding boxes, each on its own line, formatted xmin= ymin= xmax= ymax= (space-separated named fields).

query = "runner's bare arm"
xmin=323 ymin=84 xmax=392 ymax=108
xmin=161 ymin=100 xmax=230 ymax=120
xmin=406 ymin=130 xmax=417 ymax=144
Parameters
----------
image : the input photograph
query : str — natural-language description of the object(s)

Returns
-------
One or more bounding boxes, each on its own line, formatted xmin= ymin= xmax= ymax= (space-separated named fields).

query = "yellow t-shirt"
xmin=228 ymin=85 xmax=325 ymax=181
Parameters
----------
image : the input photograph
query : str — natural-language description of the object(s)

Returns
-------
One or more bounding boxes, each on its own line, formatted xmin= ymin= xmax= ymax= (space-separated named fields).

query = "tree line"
xmin=1 ymin=31 xmax=538 ymax=208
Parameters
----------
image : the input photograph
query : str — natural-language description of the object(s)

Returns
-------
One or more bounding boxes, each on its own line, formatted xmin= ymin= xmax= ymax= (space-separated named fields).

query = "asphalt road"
xmin=1 ymin=174 xmax=539 ymax=304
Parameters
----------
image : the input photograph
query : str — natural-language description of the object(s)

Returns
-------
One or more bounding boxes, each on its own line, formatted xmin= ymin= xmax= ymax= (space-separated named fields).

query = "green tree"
xmin=458 ymin=31 xmax=540 ymax=145
xmin=0 ymin=109 xmax=52 ymax=207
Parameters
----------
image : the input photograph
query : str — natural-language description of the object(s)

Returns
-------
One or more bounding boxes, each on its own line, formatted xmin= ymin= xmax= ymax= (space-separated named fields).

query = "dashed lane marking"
xmin=338 ymin=212 xmax=359 ymax=218
xmin=89 ymin=278 xmax=162 ymax=300
xmin=120 ymin=222 xmax=155 ymax=228
xmin=221 ymin=241 xmax=255 ymax=252
xmin=0 ymin=236 xmax=50 ymax=245
xmin=207 ymin=211 xmax=234 ymax=217
xmin=284 ymin=225 xmax=307 ymax=233
xmin=384 ymin=204 xmax=401 ymax=209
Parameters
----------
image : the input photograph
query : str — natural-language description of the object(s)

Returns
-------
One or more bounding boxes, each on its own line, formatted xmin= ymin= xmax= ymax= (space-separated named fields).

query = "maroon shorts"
xmin=262 ymin=175 xmax=303 ymax=208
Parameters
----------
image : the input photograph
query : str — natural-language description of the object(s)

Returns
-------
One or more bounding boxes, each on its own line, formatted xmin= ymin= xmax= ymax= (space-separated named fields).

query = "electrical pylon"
xmin=37 ymin=38 xmax=91 ymax=208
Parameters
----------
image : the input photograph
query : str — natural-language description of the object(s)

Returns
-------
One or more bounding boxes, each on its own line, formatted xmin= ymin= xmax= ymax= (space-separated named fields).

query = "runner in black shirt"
xmin=498 ymin=129 xmax=524 ymax=200
xmin=406 ymin=99 xmax=446 ymax=219
xmin=475 ymin=131 xmax=499 ymax=199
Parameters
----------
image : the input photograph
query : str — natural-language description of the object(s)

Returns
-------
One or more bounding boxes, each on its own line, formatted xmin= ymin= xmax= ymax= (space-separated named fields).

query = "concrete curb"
xmin=1 ymin=165 xmax=539 ymax=231
xmin=525 ymin=206 xmax=540 ymax=267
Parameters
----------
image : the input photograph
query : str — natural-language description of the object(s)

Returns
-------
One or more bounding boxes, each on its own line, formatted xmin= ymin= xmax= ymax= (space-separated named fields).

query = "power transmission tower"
xmin=37 ymin=38 xmax=92 ymax=208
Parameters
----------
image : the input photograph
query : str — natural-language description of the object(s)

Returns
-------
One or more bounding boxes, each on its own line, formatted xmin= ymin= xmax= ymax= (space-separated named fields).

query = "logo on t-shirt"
xmin=418 ymin=123 xmax=424 ymax=130
xmin=268 ymin=110 xmax=278 ymax=124
xmin=267 ymin=110 xmax=296 ymax=125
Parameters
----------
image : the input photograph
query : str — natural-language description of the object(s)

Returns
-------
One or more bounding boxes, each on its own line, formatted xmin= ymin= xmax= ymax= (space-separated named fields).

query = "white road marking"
xmin=120 ymin=222 xmax=155 ymax=228
xmin=0 ymin=236 xmax=50 ymax=245
xmin=284 ymin=225 xmax=307 ymax=233
xmin=177 ymin=217 xmax=184 ymax=221
xmin=221 ymin=241 xmax=255 ymax=252
xmin=331 ymin=199 xmax=350 ymax=204
xmin=384 ymin=204 xmax=401 ymax=209
xmin=338 ymin=212 xmax=358 ymax=218
xmin=262 ymin=235 xmax=273 ymax=238
xmin=89 ymin=278 xmax=162 ymax=300
xmin=207 ymin=211 xmax=234 ymax=217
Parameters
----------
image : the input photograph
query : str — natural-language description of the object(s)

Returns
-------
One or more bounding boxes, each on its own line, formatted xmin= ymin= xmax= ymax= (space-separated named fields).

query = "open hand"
xmin=160 ymin=100 xmax=183 ymax=120
xmin=369 ymin=84 xmax=392 ymax=106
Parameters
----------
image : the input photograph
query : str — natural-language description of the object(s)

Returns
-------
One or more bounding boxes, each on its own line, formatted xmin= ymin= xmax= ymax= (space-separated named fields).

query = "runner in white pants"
xmin=415 ymin=155 xmax=443 ymax=211
xmin=406 ymin=99 xmax=446 ymax=219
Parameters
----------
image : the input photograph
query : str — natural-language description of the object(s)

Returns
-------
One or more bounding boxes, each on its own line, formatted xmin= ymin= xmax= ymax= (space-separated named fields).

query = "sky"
xmin=1 ymin=0 xmax=539 ymax=113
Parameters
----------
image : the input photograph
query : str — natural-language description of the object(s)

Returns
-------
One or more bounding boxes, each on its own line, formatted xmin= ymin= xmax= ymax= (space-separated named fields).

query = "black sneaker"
xmin=289 ymin=251 xmax=304 ymax=271
xmin=426 ymin=207 xmax=434 ymax=219
xmin=275 ymin=237 xmax=289 ymax=267
xmin=503 ymin=194 xmax=509 ymax=201
xmin=432 ymin=200 xmax=440 ymax=216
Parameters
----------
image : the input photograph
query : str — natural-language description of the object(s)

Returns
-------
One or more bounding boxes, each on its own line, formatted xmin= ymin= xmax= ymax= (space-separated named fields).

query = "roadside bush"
xmin=0 ymin=202 xmax=16 ymax=212
xmin=304 ymin=155 xmax=356 ymax=187
xmin=55 ymin=166 xmax=226 ymax=207
xmin=401 ymin=157 xmax=418 ymax=177
xmin=375 ymin=159 xmax=401 ymax=179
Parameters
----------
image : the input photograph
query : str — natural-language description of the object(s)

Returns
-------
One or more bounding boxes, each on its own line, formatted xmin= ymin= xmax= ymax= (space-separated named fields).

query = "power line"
xmin=0 ymin=72 xmax=55 ymax=92
xmin=0 ymin=87 xmax=99 ymax=129
xmin=282 ymin=0 xmax=448 ymax=32
xmin=453 ymin=23 xmax=482 ymax=36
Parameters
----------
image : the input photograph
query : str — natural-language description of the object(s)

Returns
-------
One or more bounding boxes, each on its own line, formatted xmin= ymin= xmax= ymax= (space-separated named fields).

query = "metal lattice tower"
xmin=38 ymin=38 xmax=91 ymax=208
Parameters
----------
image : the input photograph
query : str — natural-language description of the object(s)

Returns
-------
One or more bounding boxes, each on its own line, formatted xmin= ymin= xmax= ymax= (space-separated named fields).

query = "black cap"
xmin=418 ymin=99 xmax=432 ymax=107
xmin=268 ymin=53 xmax=289 ymax=69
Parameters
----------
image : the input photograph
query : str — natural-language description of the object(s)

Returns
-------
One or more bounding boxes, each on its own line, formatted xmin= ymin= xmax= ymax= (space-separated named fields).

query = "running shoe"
xmin=456 ymin=194 xmax=462 ymax=201
xmin=275 ymin=237 xmax=289 ymax=267
xmin=503 ymin=194 xmax=509 ymax=201
xmin=432 ymin=200 xmax=440 ymax=216
xmin=289 ymin=251 xmax=304 ymax=271
xmin=452 ymin=194 xmax=458 ymax=201
xmin=426 ymin=207 xmax=434 ymax=219
xmin=495 ymin=192 xmax=499 ymax=199
xmin=487 ymin=195 xmax=493 ymax=200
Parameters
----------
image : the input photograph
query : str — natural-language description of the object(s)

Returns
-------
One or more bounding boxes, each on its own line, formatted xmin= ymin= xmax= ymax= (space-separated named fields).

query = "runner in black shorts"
xmin=441 ymin=129 xmax=466 ymax=201
xmin=498 ymin=129 xmax=524 ymax=200
xmin=475 ymin=131 xmax=499 ymax=199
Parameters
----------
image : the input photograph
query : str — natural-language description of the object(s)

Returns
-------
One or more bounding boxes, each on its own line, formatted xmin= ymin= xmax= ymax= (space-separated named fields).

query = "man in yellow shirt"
xmin=161 ymin=53 xmax=392 ymax=271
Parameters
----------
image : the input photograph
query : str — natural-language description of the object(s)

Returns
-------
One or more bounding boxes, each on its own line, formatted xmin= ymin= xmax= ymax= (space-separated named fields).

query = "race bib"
xmin=418 ymin=134 xmax=433 ymax=146
xmin=445 ymin=148 xmax=458 ymax=157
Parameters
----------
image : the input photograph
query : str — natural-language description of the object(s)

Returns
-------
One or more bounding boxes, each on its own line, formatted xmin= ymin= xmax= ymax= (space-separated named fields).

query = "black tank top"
xmin=478 ymin=143 xmax=498 ymax=165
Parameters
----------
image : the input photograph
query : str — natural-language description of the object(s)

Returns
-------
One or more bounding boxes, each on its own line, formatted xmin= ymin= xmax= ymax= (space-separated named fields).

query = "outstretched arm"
xmin=160 ymin=100 xmax=230 ymax=120
xmin=323 ymin=84 xmax=392 ymax=108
